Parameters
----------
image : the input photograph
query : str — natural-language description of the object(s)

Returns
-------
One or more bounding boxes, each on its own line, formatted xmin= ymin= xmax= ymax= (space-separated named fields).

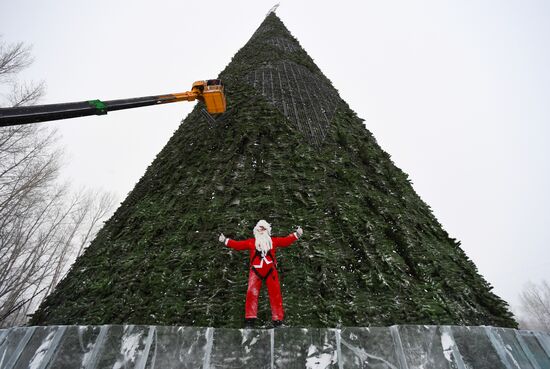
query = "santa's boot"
xmin=272 ymin=320 xmax=285 ymax=328
xmin=244 ymin=318 xmax=257 ymax=328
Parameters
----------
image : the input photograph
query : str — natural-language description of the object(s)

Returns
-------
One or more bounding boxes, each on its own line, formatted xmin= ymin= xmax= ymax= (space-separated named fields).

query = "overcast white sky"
xmin=2 ymin=0 xmax=549 ymax=312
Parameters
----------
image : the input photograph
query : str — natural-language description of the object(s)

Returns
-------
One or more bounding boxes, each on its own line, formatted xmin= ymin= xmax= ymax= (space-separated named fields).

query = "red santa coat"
xmin=224 ymin=232 xmax=299 ymax=320
xmin=225 ymin=233 xmax=298 ymax=273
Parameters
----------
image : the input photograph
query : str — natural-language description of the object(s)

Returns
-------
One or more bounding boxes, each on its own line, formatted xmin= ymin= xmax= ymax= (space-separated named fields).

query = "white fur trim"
xmin=252 ymin=257 xmax=273 ymax=269
xmin=225 ymin=239 xmax=230 ymax=246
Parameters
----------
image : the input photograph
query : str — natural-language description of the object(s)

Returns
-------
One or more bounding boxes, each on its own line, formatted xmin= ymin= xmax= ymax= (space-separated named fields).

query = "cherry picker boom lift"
xmin=0 ymin=79 xmax=226 ymax=127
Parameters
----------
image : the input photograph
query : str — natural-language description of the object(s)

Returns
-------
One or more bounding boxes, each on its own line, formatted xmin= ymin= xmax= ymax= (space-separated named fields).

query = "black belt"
xmin=251 ymin=265 xmax=275 ymax=281
xmin=250 ymin=249 xmax=277 ymax=280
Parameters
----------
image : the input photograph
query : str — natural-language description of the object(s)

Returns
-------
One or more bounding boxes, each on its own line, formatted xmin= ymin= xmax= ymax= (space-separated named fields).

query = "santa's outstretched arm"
xmin=218 ymin=233 xmax=253 ymax=250
xmin=273 ymin=227 xmax=303 ymax=247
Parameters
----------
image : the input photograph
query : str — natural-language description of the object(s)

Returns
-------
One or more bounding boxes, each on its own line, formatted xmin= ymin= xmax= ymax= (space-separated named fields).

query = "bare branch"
xmin=76 ymin=190 xmax=116 ymax=258
xmin=517 ymin=280 xmax=550 ymax=332
xmin=0 ymin=287 xmax=45 ymax=325
xmin=0 ymin=36 xmax=45 ymax=108
xmin=7 ymin=80 xmax=46 ymax=107
xmin=0 ymin=38 xmax=33 ymax=79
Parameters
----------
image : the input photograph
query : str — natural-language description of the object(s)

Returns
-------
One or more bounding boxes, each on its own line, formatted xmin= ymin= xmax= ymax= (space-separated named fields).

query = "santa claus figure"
xmin=219 ymin=220 xmax=303 ymax=328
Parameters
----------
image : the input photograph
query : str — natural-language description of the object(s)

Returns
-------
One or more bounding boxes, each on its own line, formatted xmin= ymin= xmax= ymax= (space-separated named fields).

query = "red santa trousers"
xmin=245 ymin=268 xmax=284 ymax=321
xmin=225 ymin=233 xmax=298 ymax=321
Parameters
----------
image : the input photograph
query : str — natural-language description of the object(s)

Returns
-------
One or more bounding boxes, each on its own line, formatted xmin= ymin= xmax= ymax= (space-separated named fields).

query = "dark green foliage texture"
xmin=32 ymin=14 xmax=516 ymax=328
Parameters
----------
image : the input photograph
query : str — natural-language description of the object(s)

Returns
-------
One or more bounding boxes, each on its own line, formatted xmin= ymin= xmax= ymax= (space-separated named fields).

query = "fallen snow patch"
xmin=305 ymin=344 xmax=337 ymax=369
xmin=441 ymin=331 xmax=454 ymax=362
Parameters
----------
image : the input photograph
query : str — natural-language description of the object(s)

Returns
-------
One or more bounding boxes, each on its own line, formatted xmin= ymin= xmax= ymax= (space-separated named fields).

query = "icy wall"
xmin=1 ymin=325 xmax=549 ymax=369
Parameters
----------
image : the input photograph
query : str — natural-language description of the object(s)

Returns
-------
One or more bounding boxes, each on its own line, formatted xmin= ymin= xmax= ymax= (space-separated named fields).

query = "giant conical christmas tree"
xmin=32 ymin=13 xmax=516 ymax=328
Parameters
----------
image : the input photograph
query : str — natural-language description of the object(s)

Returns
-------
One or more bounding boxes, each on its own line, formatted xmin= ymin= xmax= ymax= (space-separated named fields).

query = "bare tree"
xmin=0 ymin=39 xmax=32 ymax=77
xmin=0 ymin=37 xmax=117 ymax=327
xmin=0 ymin=125 xmax=116 ymax=327
xmin=517 ymin=280 xmax=550 ymax=332
xmin=73 ymin=190 xmax=117 ymax=259
xmin=7 ymin=81 xmax=46 ymax=107
xmin=0 ymin=36 xmax=45 ymax=107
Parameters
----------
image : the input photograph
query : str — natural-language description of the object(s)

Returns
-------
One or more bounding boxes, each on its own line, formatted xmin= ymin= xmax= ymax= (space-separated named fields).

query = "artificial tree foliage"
xmin=32 ymin=13 xmax=516 ymax=329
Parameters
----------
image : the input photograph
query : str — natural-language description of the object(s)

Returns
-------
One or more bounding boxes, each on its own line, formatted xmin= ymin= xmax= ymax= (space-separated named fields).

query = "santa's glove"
xmin=218 ymin=233 xmax=226 ymax=243
xmin=295 ymin=227 xmax=303 ymax=238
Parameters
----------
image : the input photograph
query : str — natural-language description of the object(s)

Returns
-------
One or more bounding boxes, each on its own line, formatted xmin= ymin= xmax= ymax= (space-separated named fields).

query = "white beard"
xmin=254 ymin=231 xmax=272 ymax=258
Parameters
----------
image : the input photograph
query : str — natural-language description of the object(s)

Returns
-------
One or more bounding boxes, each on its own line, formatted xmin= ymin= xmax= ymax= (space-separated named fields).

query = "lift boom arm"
xmin=0 ymin=79 xmax=226 ymax=127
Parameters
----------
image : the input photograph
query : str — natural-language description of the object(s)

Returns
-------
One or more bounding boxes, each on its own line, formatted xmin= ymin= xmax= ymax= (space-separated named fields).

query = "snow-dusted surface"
xmin=27 ymin=330 xmax=55 ymax=369
xmin=0 ymin=325 xmax=549 ymax=369
xmin=440 ymin=331 xmax=454 ymax=362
